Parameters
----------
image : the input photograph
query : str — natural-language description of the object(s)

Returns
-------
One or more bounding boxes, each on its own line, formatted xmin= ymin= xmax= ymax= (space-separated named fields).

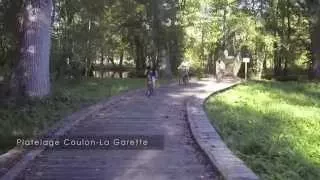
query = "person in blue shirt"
xmin=151 ymin=67 xmax=158 ymax=89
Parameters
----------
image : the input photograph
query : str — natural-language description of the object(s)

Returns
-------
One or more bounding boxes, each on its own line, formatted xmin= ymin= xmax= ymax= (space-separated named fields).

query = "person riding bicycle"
xmin=178 ymin=61 xmax=190 ymax=85
xmin=180 ymin=66 xmax=189 ymax=85
xmin=183 ymin=67 xmax=189 ymax=80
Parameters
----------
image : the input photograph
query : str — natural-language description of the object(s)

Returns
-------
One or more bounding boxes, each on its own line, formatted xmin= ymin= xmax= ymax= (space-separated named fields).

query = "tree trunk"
xmin=283 ymin=0 xmax=291 ymax=77
xmin=273 ymin=41 xmax=279 ymax=76
xmin=208 ymin=49 xmax=214 ymax=74
xmin=306 ymin=1 xmax=320 ymax=79
xmin=10 ymin=0 xmax=53 ymax=98
xmin=119 ymin=50 xmax=124 ymax=68
xmin=134 ymin=35 xmax=145 ymax=76
xmin=100 ymin=47 xmax=104 ymax=65
xmin=84 ymin=19 xmax=92 ymax=77
xmin=108 ymin=56 xmax=115 ymax=67
xmin=134 ymin=35 xmax=141 ymax=74
xmin=222 ymin=7 xmax=227 ymax=49
xmin=160 ymin=45 xmax=172 ymax=79
xmin=309 ymin=20 xmax=320 ymax=79
xmin=201 ymin=26 xmax=205 ymax=70
xmin=263 ymin=47 xmax=267 ymax=71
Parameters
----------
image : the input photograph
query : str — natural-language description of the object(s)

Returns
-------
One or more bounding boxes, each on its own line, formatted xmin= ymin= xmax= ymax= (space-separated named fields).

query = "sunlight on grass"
xmin=205 ymin=81 xmax=320 ymax=180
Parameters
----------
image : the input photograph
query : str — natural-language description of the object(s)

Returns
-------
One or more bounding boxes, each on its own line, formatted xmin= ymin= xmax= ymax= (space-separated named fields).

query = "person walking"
xmin=151 ymin=67 xmax=158 ymax=89
xmin=145 ymin=66 xmax=154 ymax=97
xmin=216 ymin=60 xmax=225 ymax=82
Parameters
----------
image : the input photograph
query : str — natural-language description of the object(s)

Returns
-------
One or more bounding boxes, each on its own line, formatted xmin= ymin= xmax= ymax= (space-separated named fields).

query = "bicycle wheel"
xmin=183 ymin=76 xmax=187 ymax=86
xmin=146 ymin=84 xmax=153 ymax=97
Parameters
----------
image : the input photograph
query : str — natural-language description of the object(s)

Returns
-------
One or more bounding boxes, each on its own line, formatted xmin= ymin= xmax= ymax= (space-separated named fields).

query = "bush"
xmin=189 ymin=64 xmax=205 ymax=79
xmin=195 ymin=70 xmax=205 ymax=79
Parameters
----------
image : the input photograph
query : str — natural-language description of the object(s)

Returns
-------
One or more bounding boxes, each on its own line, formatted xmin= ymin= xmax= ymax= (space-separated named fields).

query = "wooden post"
xmin=243 ymin=58 xmax=250 ymax=81
xmin=245 ymin=62 xmax=248 ymax=81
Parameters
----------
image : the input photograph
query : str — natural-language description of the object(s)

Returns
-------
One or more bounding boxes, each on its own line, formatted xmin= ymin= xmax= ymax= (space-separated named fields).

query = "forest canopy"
xmin=0 ymin=0 xmax=320 ymax=98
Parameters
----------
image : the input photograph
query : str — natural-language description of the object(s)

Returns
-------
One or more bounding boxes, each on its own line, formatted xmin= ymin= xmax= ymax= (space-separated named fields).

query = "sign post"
xmin=243 ymin=58 xmax=250 ymax=80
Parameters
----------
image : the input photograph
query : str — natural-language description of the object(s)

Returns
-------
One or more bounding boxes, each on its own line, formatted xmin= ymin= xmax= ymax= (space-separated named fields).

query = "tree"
xmin=0 ymin=0 xmax=23 ymax=94
xmin=306 ymin=0 xmax=320 ymax=79
xmin=10 ymin=0 xmax=53 ymax=98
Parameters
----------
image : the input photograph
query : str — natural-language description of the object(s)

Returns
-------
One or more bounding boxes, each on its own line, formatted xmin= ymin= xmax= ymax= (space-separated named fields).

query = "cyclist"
xmin=178 ymin=62 xmax=190 ymax=85
xmin=180 ymin=66 xmax=189 ymax=85
xmin=184 ymin=67 xmax=189 ymax=85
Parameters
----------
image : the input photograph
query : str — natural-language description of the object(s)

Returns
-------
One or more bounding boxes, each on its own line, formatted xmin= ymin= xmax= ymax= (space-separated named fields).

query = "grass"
xmin=0 ymin=78 xmax=148 ymax=154
xmin=205 ymin=80 xmax=320 ymax=180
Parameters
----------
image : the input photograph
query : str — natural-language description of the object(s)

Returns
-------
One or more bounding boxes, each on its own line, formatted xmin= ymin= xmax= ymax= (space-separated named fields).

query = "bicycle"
xmin=182 ymin=74 xmax=189 ymax=86
xmin=146 ymin=81 xmax=153 ymax=97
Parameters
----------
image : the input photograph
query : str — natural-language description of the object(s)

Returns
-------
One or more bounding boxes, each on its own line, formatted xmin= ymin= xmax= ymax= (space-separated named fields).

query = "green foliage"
xmin=205 ymin=81 xmax=320 ymax=179
xmin=48 ymin=0 xmax=185 ymax=79
xmin=1 ymin=0 xmax=317 ymax=83
xmin=0 ymin=0 xmax=23 ymax=81
xmin=182 ymin=0 xmax=314 ymax=78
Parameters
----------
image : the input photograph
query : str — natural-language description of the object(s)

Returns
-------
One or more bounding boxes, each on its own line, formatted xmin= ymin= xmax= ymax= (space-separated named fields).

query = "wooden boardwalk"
xmin=15 ymin=81 xmax=222 ymax=180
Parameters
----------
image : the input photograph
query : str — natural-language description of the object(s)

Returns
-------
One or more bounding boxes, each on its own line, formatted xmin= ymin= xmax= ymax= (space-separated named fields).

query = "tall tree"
xmin=306 ymin=0 xmax=320 ymax=79
xmin=10 ymin=0 xmax=53 ymax=98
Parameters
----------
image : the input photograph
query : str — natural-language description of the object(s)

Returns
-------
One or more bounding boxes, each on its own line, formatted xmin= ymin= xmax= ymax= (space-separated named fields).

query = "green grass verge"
xmin=0 ymin=78 xmax=147 ymax=154
xmin=205 ymin=81 xmax=320 ymax=180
